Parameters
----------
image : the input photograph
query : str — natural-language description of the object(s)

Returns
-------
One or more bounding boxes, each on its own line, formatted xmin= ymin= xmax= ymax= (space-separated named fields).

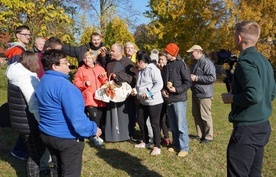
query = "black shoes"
xmin=200 ymin=139 xmax=212 ymax=144
xmin=189 ymin=134 xmax=200 ymax=140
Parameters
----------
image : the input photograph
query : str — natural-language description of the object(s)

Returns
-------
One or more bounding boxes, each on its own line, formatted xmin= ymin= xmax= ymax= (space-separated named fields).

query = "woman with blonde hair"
xmin=74 ymin=51 xmax=108 ymax=146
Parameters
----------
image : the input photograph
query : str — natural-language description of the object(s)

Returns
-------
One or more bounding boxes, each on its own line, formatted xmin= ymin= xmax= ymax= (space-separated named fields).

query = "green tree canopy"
xmin=104 ymin=17 xmax=135 ymax=48
xmin=0 ymin=0 xmax=76 ymax=48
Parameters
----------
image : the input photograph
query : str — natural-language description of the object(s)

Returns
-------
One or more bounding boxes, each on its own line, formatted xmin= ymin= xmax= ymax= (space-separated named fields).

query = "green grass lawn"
xmin=0 ymin=65 xmax=275 ymax=177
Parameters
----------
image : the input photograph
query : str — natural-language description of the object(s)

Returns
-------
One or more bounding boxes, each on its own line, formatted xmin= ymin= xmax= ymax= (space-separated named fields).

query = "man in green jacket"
xmin=221 ymin=20 xmax=275 ymax=177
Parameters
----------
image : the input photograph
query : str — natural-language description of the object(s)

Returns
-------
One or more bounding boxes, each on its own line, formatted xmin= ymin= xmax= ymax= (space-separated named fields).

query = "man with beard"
xmin=62 ymin=32 xmax=110 ymax=68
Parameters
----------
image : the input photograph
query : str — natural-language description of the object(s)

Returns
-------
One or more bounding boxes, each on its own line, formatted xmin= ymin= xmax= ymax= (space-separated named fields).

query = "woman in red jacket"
xmin=74 ymin=51 xmax=108 ymax=146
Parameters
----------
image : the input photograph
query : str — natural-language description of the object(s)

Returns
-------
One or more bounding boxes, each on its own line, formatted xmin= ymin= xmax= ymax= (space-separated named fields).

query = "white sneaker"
xmin=91 ymin=137 xmax=104 ymax=146
xmin=150 ymin=147 xmax=161 ymax=156
xmin=135 ymin=142 xmax=150 ymax=149
xmin=97 ymin=137 xmax=104 ymax=144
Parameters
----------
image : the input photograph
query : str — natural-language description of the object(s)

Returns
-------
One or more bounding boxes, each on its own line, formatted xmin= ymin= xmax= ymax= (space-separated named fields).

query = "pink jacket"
xmin=73 ymin=64 xmax=108 ymax=107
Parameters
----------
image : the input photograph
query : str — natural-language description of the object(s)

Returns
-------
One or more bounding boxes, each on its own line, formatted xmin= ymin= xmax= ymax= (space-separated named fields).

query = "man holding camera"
xmin=187 ymin=45 xmax=216 ymax=144
xmin=221 ymin=20 xmax=275 ymax=177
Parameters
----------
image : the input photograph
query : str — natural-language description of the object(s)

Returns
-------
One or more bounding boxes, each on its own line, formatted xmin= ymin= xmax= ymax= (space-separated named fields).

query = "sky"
xmin=132 ymin=0 xmax=151 ymax=25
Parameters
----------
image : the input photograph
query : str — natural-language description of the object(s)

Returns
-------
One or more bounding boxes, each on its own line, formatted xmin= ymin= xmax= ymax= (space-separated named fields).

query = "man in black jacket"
xmin=162 ymin=43 xmax=192 ymax=157
xmin=61 ymin=32 xmax=110 ymax=68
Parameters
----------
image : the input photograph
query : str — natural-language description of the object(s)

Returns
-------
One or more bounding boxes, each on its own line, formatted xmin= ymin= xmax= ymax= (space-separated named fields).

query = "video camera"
xmin=212 ymin=49 xmax=238 ymax=92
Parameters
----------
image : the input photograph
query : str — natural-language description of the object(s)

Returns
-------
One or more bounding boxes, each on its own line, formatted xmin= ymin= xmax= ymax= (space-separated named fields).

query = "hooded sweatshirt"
xmin=136 ymin=63 xmax=163 ymax=106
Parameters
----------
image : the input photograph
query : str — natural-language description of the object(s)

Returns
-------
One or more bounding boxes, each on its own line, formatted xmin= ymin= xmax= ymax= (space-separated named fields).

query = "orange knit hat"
xmin=165 ymin=43 xmax=179 ymax=57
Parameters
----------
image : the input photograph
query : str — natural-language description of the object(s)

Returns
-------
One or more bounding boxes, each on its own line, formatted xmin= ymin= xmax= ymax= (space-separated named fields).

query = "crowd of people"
xmin=3 ymin=20 xmax=275 ymax=177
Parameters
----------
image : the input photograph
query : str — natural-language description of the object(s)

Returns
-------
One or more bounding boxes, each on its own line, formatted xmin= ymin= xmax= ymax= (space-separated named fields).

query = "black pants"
xmin=85 ymin=106 xmax=104 ymax=127
xmin=40 ymin=133 xmax=84 ymax=177
xmin=160 ymin=103 xmax=169 ymax=139
xmin=137 ymin=103 xmax=162 ymax=148
xmin=227 ymin=121 xmax=271 ymax=177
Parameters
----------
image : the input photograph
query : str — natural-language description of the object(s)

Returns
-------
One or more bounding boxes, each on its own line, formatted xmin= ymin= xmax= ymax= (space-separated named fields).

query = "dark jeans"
xmin=85 ymin=106 xmax=104 ymax=127
xmin=21 ymin=133 xmax=46 ymax=177
xmin=160 ymin=103 xmax=169 ymax=139
xmin=40 ymin=133 xmax=84 ymax=177
xmin=137 ymin=103 xmax=162 ymax=148
xmin=12 ymin=135 xmax=27 ymax=158
xmin=227 ymin=121 xmax=271 ymax=177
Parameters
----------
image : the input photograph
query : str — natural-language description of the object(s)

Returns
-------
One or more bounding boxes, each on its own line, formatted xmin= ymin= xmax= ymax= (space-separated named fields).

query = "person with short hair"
xmin=73 ymin=51 xmax=108 ymax=146
xmin=62 ymin=32 xmax=110 ymax=68
xmin=37 ymin=37 xmax=62 ymax=79
xmin=36 ymin=49 xmax=101 ymax=177
xmin=221 ymin=20 xmax=276 ymax=176
xmin=157 ymin=52 xmax=170 ymax=146
xmin=33 ymin=37 xmax=45 ymax=53
xmin=124 ymin=42 xmax=137 ymax=63
xmin=187 ymin=44 xmax=216 ymax=144
xmin=105 ymin=43 xmax=137 ymax=142
xmin=5 ymin=25 xmax=31 ymax=65
xmin=123 ymin=42 xmax=139 ymax=139
xmin=5 ymin=25 xmax=31 ymax=161
xmin=162 ymin=43 xmax=192 ymax=157
xmin=157 ymin=52 xmax=167 ymax=70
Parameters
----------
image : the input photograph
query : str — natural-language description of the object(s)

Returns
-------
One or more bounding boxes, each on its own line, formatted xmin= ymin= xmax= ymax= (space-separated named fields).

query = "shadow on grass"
xmin=91 ymin=142 xmax=162 ymax=177
xmin=0 ymin=127 xmax=25 ymax=176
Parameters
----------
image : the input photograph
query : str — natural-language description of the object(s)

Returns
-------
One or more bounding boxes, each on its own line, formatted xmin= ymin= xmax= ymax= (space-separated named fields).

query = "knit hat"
xmin=165 ymin=43 xmax=179 ymax=57
xmin=150 ymin=49 xmax=159 ymax=63
xmin=187 ymin=45 xmax=203 ymax=52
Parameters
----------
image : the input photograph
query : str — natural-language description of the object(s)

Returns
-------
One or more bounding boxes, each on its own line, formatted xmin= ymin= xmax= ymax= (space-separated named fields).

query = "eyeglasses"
xmin=59 ymin=61 xmax=70 ymax=66
xmin=19 ymin=33 xmax=31 ymax=37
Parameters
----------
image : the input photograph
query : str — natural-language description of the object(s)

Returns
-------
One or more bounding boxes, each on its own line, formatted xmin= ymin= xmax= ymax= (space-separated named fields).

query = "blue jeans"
xmin=167 ymin=101 xmax=189 ymax=152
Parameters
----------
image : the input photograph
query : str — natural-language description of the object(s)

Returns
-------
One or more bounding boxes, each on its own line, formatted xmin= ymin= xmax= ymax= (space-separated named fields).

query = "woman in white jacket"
xmin=133 ymin=50 xmax=164 ymax=155
xmin=6 ymin=51 xmax=40 ymax=121
xmin=6 ymin=51 xmax=46 ymax=176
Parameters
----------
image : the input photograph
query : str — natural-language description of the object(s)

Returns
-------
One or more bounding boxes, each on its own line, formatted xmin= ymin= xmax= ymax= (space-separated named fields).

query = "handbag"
xmin=95 ymin=74 xmax=132 ymax=103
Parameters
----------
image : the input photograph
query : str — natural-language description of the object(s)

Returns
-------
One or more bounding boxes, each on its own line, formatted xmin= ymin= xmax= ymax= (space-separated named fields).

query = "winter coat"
xmin=6 ymin=62 xmax=40 ymax=121
xmin=191 ymin=54 xmax=216 ymax=98
xmin=73 ymin=64 xmax=108 ymax=107
xmin=8 ymin=83 xmax=39 ymax=134
xmin=162 ymin=56 xmax=192 ymax=104
xmin=5 ymin=42 xmax=25 ymax=65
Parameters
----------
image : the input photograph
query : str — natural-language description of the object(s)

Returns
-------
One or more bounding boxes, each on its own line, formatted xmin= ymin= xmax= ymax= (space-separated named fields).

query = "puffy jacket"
xmin=73 ymin=64 xmax=108 ymax=107
xmin=8 ymin=83 xmax=39 ymax=134
xmin=162 ymin=56 xmax=192 ymax=104
xmin=6 ymin=62 xmax=40 ymax=121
